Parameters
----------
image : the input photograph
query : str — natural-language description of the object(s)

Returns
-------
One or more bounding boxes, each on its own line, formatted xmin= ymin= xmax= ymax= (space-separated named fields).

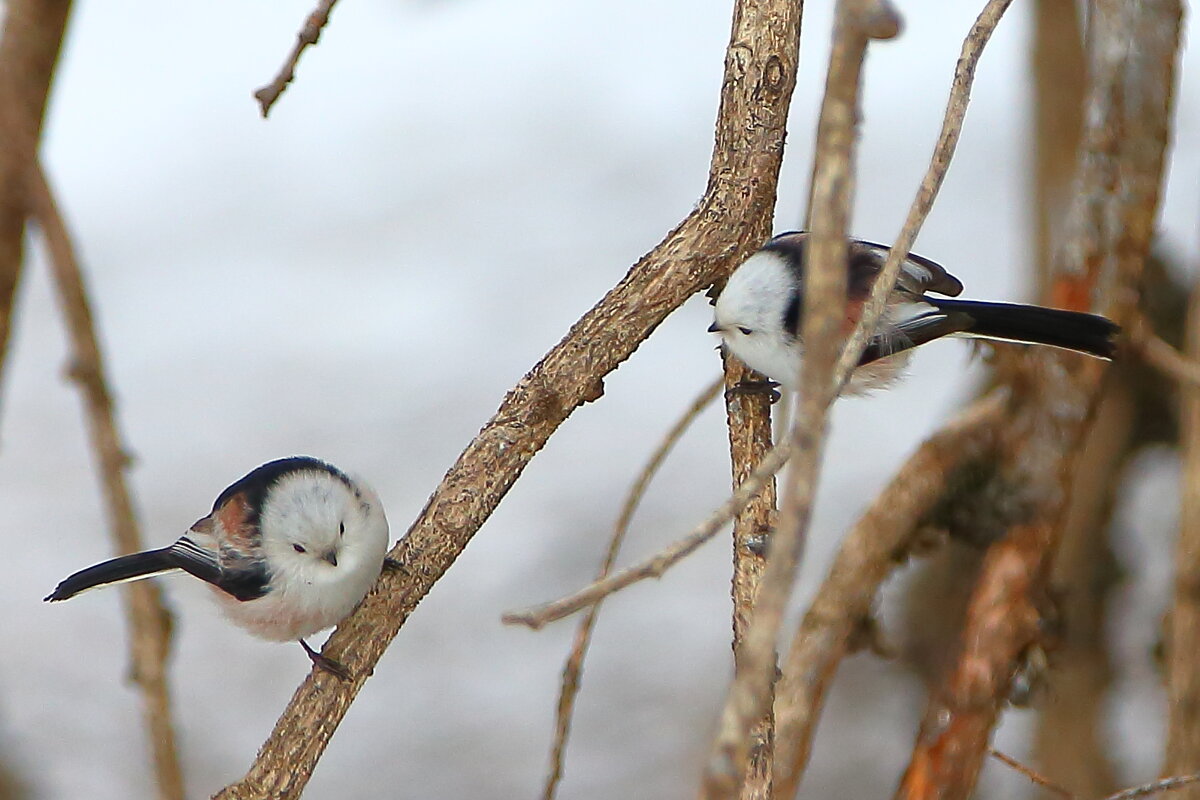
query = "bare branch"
xmin=254 ymin=0 xmax=340 ymax=117
xmin=1164 ymin=284 xmax=1200 ymax=787
xmin=1129 ymin=313 xmax=1200 ymax=387
xmin=0 ymin=0 xmax=72 ymax=398
xmin=771 ymin=393 xmax=1006 ymax=798
xmin=721 ymin=353 xmax=781 ymax=799
xmin=28 ymin=163 xmax=184 ymax=800
xmin=832 ymin=0 xmax=1016 ymax=385
xmin=541 ymin=377 xmax=722 ymax=800
xmin=502 ymin=439 xmax=794 ymax=630
xmin=702 ymin=2 xmax=900 ymax=797
xmin=214 ymin=0 xmax=803 ymax=794
xmin=1103 ymin=774 xmax=1200 ymax=800
xmin=987 ymin=749 xmax=1073 ymax=799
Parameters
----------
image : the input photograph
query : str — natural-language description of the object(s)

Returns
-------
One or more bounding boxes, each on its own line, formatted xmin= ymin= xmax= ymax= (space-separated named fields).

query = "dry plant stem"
xmin=987 ymin=749 xmax=1072 ymax=799
xmin=253 ymin=0 xmax=340 ymax=117
xmin=832 ymin=0 xmax=1015 ymax=384
xmin=541 ymin=377 xmax=722 ymax=800
xmin=722 ymin=353 xmax=780 ymax=800
xmin=896 ymin=0 xmax=1181 ymax=796
xmin=504 ymin=439 xmax=795 ymax=629
xmin=770 ymin=394 xmax=1006 ymax=799
xmin=28 ymin=164 xmax=184 ymax=800
xmin=702 ymin=3 xmax=900 ymax=798
xmin=1105 ymin=774 xmax=1200 ymax=800
xmin=215 ymin=0 xmax=802 ymax=795
xmin=1130 ymin=314 xmax=1200 ymax=386
xmin=1164 ymin=288 xmax=1200 ymax=790
xmin=0 ymin=0 xmax=72 ymax=395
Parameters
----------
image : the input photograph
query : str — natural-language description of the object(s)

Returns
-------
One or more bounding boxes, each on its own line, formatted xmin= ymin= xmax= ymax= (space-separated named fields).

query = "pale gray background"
xmin=3 ymin=0 xmax=1199 ymax=797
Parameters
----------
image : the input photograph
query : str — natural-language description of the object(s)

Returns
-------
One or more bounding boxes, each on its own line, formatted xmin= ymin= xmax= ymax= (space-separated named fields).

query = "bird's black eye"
xmin=738 ymin=326 xmax=753 ymax=335
xmin=338 ymin=522 xmax=345 ymax=537
xmin=293 ymin=543 xmax=306 ymax=554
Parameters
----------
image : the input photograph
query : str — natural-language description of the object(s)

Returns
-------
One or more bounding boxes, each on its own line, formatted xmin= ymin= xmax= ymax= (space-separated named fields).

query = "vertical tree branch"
xmin=0 ymin=0 xmax=72 ymax=402
xmin=29 ymin=163 xmax=184 ymax=800
xmin=215 ymin=0 xmax=804 ymax=795
xmin=1028 ymin=3 xmax=1119 ymax=790
xmin=1164 ymin=285 xmax=1200 ymax=794
xmin=896 ymin=0 xmax=1182 ymax=796
xmin=723 ymin=353 xmax=780 ymax=800
xmin=702 ymin=3 xmax=900 ymax=797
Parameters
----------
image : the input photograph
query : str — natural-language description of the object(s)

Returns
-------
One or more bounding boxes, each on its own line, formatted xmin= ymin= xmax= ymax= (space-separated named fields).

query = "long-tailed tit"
xmin=709 ymin=231 xmax=1119 ymax=394
xmin=46 ymin=456 xmax=390 ymax=679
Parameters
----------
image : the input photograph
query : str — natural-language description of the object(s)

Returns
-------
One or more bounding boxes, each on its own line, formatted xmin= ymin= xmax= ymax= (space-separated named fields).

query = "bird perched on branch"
xmin=709 ymin=231 xmax=1119 ymax=394
xmin=46 ymin=456 xmax=390 ymax=679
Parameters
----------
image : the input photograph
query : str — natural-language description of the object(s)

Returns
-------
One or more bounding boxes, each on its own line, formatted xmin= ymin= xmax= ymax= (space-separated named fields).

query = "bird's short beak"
xmin=707 ymin=322 xmax=722 ymax=333
xmin=323 ymin=550 xmax=339 ymax=567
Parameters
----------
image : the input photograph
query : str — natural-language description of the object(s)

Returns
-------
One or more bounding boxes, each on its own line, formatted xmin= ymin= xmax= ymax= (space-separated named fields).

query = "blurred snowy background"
xmin=2 ymin=0 xmax=1199 ymax=797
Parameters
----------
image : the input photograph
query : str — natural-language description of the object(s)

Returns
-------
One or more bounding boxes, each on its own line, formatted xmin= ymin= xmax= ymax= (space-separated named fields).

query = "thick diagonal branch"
xmin=214 ymin=1 xmax=803 ymax=796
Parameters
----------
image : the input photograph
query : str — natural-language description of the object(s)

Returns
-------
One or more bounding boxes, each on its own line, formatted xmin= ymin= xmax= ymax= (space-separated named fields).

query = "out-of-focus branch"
xmin=772 ymin=393 xmax=1006 ymax=799
xmin=722 ymin=352 xmax=780 ymax=800
xmin=702 ymin=4 xmax=900 ymax=798
xmin=1028 ymin=2 xmax=1117 ymax=789
xmin=29 ymin=163 xmax=184 ymax=800
xmin=215 ymin=0 xmax=803 ymax=795
xmin=0 ymin=0 xmax=72 ymax=401
xmin=253 ymin=0 xmax=339 ymax=117
xmin=1030 ymin=0 xmax=1085 ymax=290
xmin=1129 ymin=313 xmax=1200 ymax=386
xmin=541 ymin=377 xmax=722 ymax=800
xmin=1164 ymin=286 xmax=1200 ymax=792
xmin=896 ymin=0 xmax=1182 ymax=796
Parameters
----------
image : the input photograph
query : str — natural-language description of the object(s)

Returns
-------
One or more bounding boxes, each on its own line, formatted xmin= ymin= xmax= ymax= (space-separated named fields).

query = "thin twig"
xmin=832 ymin=0 xmax=1016 ymax=385
xmin=702 ymin=3 xmax=900 ymax=797
xmin=541 ymin=377 xmax=722 ymax=800
xmin=771 ymin=393 xmax=1006 ymax=798
xmin=502 ymin=439 xmax=794 ymax=629
xmin=1129 ymin=312 xmax=1200 ymax=386
xmin=254 ymin=0 xmax=340 ymax=117
xmin=1103 ymin=774 xmax=1200 ymax=800
xmin=988 ymin=748 xmax=1074 ymax=799
xmin=215 ymin=0 xmax=803 ymax=793
xmin=28 ymin=163 xmax=184 ymax=800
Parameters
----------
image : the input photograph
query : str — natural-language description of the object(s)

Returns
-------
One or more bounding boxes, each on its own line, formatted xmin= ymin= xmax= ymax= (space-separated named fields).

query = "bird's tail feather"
xmin=45 ymin=548 xmax=180 ymax=602
xmin=929 ymin=298 xmax=1119 ymax=359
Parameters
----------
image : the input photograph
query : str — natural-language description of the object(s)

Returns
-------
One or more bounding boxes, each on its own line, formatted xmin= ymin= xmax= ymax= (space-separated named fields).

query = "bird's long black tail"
xmin=45 ymin=548 xmax=180 ymax=602
xmin=928 ymin=297 xmax=1119 ymax=359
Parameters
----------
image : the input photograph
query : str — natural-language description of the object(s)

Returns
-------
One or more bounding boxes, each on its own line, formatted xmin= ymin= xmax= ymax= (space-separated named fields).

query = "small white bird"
xmin=46 ymin=456 xmax=390 ymax=679
xmin=710 ymin=231 xmax=1119 ymax=394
